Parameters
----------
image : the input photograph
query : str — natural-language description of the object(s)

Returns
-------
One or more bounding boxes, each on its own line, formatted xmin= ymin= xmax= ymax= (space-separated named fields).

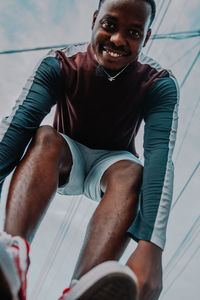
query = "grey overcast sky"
xmin=0 ymin=0 xmax=200 ymax=299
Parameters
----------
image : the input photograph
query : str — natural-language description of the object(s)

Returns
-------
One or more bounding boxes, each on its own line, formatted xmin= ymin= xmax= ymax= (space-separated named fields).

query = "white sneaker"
xmin=0 ymin=232 xmax=30 ymax=300
xmin=59 ymin=261 xmax=138 ymax=300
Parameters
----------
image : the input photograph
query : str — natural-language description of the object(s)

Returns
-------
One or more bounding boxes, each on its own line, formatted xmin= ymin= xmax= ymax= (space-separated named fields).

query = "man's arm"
xmin=0 ymin=52 xmax=62 ymax=198
xmin=127 ymin=74 xmax=180 ymax=299
xmin=128 ymin=74 xmax=179 ymax=248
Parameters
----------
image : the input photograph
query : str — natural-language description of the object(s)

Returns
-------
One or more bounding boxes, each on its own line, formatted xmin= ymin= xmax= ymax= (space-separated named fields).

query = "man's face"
xmin=91 ymin=0 xmax=152 ymax=70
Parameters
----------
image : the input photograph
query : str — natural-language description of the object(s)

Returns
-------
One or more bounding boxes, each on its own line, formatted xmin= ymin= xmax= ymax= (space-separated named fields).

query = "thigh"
xmin=83 ymin=150 xmax=143 ymax=202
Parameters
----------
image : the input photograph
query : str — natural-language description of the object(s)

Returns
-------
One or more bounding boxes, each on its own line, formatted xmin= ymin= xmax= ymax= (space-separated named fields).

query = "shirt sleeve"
xmin=127 ymin=74 xmax=180 ymax=250
xmin=0 ymin=53 xmax=62 ymax=198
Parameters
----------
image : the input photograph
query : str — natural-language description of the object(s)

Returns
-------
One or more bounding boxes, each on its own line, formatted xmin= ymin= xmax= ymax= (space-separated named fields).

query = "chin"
xmin=105 ymin=64 xmax=125 ymax=71
xmin=97 ymin=55 xmax=124 ymax=70
xmin=101 ymin=60 xmax=129 ymax=71
xmin=97 ymin=52 xmax=133 ymax=71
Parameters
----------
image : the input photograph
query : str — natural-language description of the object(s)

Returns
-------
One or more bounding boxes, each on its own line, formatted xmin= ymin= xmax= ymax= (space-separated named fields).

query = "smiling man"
xmin=0 ymin=0 xmax=179 ymax=300
xmin=92 ymin=0 xmax=152 ymax=70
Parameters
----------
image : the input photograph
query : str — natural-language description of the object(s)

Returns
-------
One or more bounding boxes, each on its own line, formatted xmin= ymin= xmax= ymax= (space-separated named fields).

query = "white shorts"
xmin=57 ymin=134 xmax=142 ymax=202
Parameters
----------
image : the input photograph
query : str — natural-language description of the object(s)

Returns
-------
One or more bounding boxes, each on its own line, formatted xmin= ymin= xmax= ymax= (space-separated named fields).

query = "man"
xmin=0 ymin=0 xmax=179 ymax=299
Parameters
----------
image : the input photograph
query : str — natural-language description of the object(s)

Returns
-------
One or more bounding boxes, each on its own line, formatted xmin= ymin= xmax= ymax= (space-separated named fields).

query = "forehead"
xmin=99 ymin=0 xmax=151 ymax=26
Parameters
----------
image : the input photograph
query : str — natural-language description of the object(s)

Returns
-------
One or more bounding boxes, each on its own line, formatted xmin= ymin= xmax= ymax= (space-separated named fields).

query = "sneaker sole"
xmin=66 ymin=261 xmax=138 ymax=300
xmin=0 ymin=240 xmax=20 ymax=299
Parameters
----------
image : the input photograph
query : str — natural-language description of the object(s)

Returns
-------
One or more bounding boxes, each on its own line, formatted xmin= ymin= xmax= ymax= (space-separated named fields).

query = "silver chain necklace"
xmin=99 ymin=63 xmax=130 ymax=82
xmin=95 ymin=55 xmax=130 ymax=82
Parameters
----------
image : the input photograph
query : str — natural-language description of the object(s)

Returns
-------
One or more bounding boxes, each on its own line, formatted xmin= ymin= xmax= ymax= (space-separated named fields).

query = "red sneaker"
xmin=59 ymin=261 xmax=138 ymax=300
xmin=0 ymin=232 xmax=30 ymax=300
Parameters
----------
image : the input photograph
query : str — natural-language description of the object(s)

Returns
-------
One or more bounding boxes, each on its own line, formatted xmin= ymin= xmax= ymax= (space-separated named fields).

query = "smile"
xmin=106 ymin=49 xmax=123 ymax=57
xmin=102 ymin=45 xmax=128 ymax=58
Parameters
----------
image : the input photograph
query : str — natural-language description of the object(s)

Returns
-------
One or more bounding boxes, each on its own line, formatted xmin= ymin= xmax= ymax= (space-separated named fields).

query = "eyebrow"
xmin=102 ymin=14 xmax=144 ymax=30
xmin=130 ymin=24 xmax=144 ymax=30
xmin=101 ymin=14 xmax=118 ymax=21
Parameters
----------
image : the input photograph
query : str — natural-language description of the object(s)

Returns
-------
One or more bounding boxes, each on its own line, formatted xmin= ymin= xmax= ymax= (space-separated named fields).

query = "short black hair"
xmin=98 ymin=0 xmax=156 ymax=28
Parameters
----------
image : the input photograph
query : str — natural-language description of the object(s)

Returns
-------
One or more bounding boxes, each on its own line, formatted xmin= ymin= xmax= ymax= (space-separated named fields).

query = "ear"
xmin=143 ymin=28 xmax=151 ymax=47
xmin=92 ymin=10 xmax=98 ymax=30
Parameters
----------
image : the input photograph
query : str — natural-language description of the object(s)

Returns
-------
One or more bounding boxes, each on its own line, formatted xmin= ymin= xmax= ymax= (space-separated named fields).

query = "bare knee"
xmin=33 ymin=126 xmax=64 ymax=151
xmin=31 ymin=126 xmax=72 ymax=184
xmin=101 ymin=160 xmax=143 ymax=194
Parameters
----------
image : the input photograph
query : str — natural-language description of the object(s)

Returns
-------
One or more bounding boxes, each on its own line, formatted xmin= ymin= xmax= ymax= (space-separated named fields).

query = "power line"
xmin=150 ymin=0 xmax=166 ymax=39
xmin=151 ymin=30 xmax=200 ymax=40
xmin=162 ymin=243 xmax=200 ymax=298
xmin=169 ymin=41 xmax=200 ymax=67
xmin=180 ymin=50 xmax=200 ymax=88
xmin=156 ymin=0 xmax=163 ymax=13
xmin=30 ymin=195 xmax=83 ymax=299
xmin=161 ymin=216 xmax=200 ymax=299
xmin=175 ymin=97 xmax=200 ymax=162
xmin=0 ymin=43 xmax=73 ymax=55
xmin=48 ymin=200 xmax=95 ymax=294
xmin=172 ymin=52 xmax=200 ymax=163
xmin=171 ymin=160 xmax=200 ymax=211
xmin=146 ymin=0 xmax=172 ymax=55
xmin=164 ymin=216 xmax=200 ymax=279
xmin=0 ymin=30 xmax=199 ymax=55
xmin=151 ymin=0 xmax=196 ymax=63
xmin=157 ymin=0 xmax=164 ymax=11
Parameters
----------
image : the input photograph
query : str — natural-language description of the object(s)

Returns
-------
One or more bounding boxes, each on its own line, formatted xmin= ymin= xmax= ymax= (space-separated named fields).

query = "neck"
xmin=96 ymin=55 xmax=131 ymax=75
xmin=103 ymin=66 xmax=127 ymax=76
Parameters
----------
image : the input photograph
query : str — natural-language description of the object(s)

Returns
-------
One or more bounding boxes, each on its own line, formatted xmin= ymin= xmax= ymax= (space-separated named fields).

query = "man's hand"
xmin=126 ymin=240 xmax=163 ymax=300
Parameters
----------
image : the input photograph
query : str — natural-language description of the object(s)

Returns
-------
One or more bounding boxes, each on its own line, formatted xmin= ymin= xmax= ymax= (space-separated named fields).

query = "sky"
xmin=0 ymin=0 xmax=200 ymax=299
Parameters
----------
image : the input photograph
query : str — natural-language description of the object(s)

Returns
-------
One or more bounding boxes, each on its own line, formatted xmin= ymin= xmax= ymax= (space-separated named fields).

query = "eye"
xmin=101 ymin=20 xmax=116 ymax=31
xmin=129 ymin=29 xmax=141 ymax=39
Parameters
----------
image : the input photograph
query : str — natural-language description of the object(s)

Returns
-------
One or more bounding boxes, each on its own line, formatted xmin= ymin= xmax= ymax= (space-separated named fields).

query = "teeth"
xmin=106 ymin=50 xmax=122 ymax=57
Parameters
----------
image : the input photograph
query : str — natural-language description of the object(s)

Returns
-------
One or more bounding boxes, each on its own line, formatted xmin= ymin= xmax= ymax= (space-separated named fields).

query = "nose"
xmin=110 ymin=32 xmax=126 ymax=47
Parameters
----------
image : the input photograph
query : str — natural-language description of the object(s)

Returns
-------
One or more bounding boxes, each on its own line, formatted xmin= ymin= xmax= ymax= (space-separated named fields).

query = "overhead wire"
xmin=48 ymin=200 xmax=96 ymax=295
xmin=171 ymin=160 xmax=200 ymax=211
xmin=151 ymin=30 xmax=200 ymax=40
xmin=30 ymin=195 xmax=83 ymax=299
xmin=156 ymin=18 xmax=200 ymax=295
xmin=0 ymin=31 xmax=199 ymax=55
xmin=152 ymin=0 xmax=166 ymax=31
xmin=169 ymin=41 xmax=200 ymax=67
xmin=156 ymin=0 xmax=163 ymax=12
xmin=145 ymin=0 xmax=168 ymax=54
xmin=0 ymin=43 xmax=74 ymax=55
xmin=164 ymin=49 xmax=200 ymax=290
xmin=175 ymin=97 xmax=200 ymax=162
xmin=165 ymin=0 xmax=188 ymax=34
xmin=180 ymin=50 xmax=200 ymax=88
xmin=145 ymin=0 xmax=172 ymax=55
xmin=161 ymin=242 xmax=200 ymax=298
xmin=164 ymin=216 xmax=200 ymax=280
xmin=157 ymin=0 xmax=187 ymax=56
xmin=148 ymin=34 xmax=199 ymax=286
xmin=172 ymin=51 xmax=199 ymax=162
xmin=148 ymin=0 xmax=194 ymax=60
xmin=168 ymin=51 xmax=200 ymax=210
